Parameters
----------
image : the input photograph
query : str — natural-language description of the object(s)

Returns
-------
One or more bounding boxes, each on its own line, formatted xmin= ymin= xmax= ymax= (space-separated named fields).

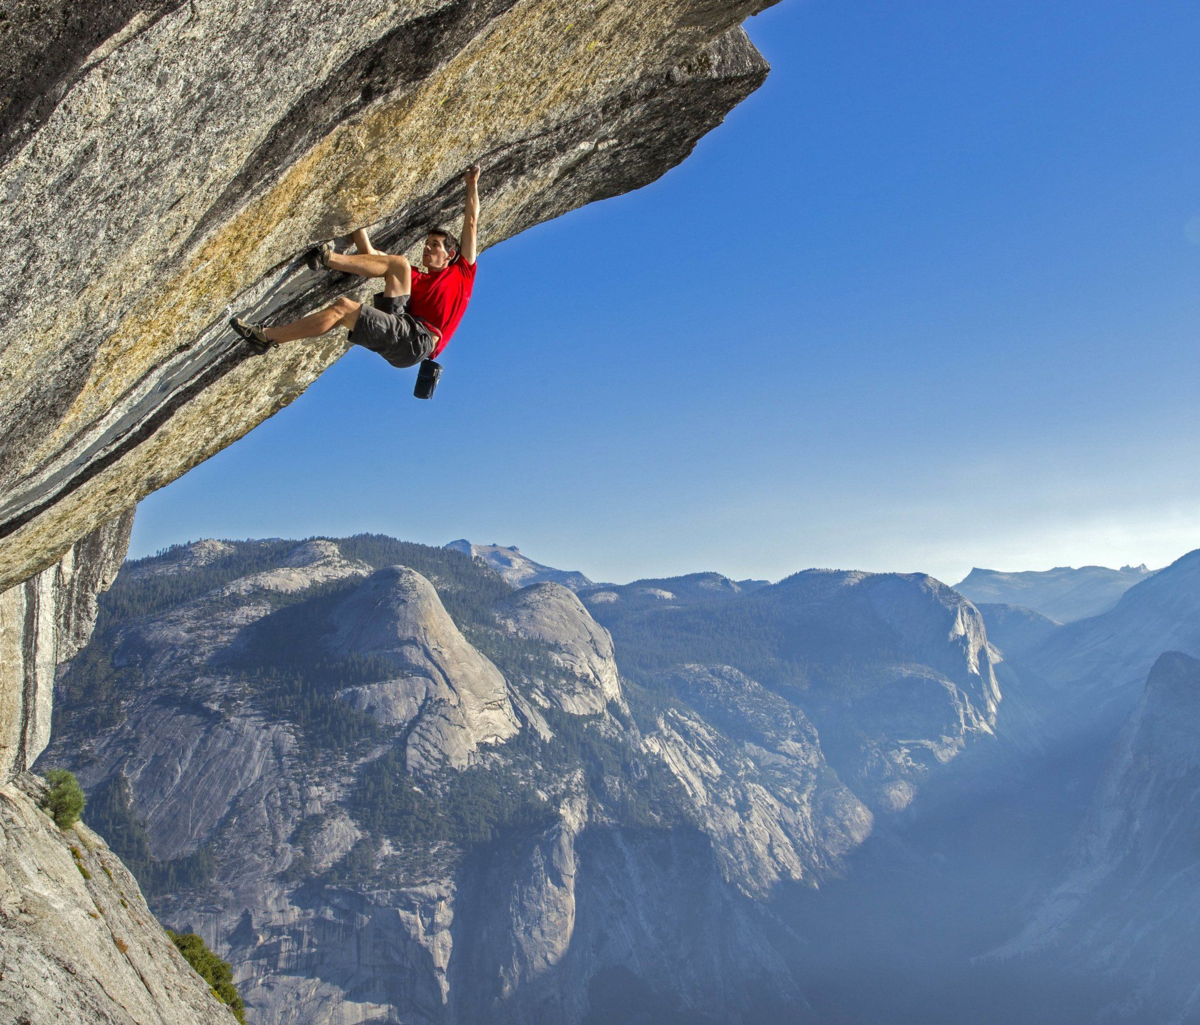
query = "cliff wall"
xmin=0 ymin=1 xmax=776 ymax=1019
xmin=0 ymin=0 xmax=773 ymax=596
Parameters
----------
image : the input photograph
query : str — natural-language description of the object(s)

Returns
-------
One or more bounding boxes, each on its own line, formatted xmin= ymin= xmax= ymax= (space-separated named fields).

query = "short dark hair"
xmin=427 ymin=227 xmax=459 ymax=256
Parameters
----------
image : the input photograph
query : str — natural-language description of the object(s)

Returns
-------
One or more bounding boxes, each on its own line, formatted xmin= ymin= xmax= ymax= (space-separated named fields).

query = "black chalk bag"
xmin=414 ymin=359 xmax=443 ymax=400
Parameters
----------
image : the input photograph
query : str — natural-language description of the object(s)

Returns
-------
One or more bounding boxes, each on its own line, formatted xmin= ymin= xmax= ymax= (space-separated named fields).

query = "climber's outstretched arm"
xmin=461 ymin=165 xmax=480 ymax=265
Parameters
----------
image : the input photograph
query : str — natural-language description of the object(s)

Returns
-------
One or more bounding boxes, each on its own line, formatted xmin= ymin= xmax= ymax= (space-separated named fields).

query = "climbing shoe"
xmin=306 ymin=240 xmax=335 ymax=273
xmin=229 ymin=316 xmax=274 ymax=355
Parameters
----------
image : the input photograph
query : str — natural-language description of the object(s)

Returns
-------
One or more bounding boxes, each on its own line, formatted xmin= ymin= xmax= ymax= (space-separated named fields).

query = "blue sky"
xmin=131 ymin=0 xmax=1200 ymax=586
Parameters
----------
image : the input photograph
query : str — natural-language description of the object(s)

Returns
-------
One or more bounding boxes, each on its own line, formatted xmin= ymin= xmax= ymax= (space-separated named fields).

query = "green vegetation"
xmin=54 ymin=538 xmax=302 ymax=741
xmin=69 ymin=844 xmax=91 ymax=879
xmin=86 ymin=776 xmax=214 ymax=898
xmin=43 ymin=768 xmax=85 ymax=829
xmin=53 ymin=645 xmax=141 ymax=740
xmin=167 ymin=929 xmax=247 ymax=1024
xmin=329 ymin=534 xmax=514 ymax=630
xmin=99 ymin=539 xmax=298 ymax=627
xmin=225 ymin=578 xmax=394 ymax=753
xmin=354 ymin=747 xmax=554 ymax=847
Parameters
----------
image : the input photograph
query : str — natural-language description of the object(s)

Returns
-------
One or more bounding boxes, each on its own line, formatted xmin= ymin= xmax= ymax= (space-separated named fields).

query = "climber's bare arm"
xmin=461 ymin=165 xmax=480 ymax=265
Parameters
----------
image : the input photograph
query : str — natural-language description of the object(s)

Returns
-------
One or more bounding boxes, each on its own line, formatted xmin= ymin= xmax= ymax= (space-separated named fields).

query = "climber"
xmin=231 ymin=164 xmax=480 ymax=369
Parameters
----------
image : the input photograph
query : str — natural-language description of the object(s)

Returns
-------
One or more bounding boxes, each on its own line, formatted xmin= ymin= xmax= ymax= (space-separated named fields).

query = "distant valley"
xmin=40 ymin=536 xmax=1200 ymax=1024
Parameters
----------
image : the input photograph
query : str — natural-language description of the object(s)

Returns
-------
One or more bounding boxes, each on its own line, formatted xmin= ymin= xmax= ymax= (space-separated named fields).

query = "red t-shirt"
xmin=410 ymin=258 xmax=476 ymax=359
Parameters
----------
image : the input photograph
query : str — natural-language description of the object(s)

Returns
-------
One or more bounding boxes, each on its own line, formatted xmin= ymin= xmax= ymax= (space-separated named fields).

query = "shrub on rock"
xmin=42 ymin=768 xmax=85 ymax=830
xmin=167 ymin=930 xmax=246 ymax=1024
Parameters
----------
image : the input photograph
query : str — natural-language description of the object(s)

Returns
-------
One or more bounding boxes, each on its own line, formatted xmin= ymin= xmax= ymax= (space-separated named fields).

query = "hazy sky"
xmin=130 ymin=0 xmax=1200 ymax=586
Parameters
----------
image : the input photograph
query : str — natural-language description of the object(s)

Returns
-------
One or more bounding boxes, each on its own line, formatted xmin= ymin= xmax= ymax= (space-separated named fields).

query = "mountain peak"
xmin=444 ymin=540 xmax=592 ymax=591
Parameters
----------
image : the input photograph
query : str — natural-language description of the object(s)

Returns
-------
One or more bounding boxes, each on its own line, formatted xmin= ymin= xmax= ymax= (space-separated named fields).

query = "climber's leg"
xmin=326 ymin=249 xmax=411 ymax=298
xmin=263 ymin=297 xmax=360 ymax=344
xmin=349 ymin=228 xmax=410 ymax=299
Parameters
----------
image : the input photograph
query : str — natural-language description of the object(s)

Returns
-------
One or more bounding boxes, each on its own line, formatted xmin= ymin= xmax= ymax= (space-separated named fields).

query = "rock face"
xmin=41 ymin=535 xmax=1025 ymax=1024
xmin=495 ymin=582 xmax=621 ymax=715
xmin=331 ymin=565 xmax=521 ymax=771
xmin=645 ymin=665 xmax=873 ymax=895
xmin=954 ymin=564 xmax=1154 ymax=623
xmin=585 ymin=567 xmax=1002 ymax=814
xmin=0 ymin=508 xmax=133 ymax=779
xmin=0 ymin=0 xmax=774 ymax=596
xmin=0 ymin=773 xmax=236 ymax=1025
xmin=992 ymin=651 xmax=1200 ymax=1022
xmin=445 ymin=541 xmax=592 ymax=591
xmin=973 ymin=602 xmax=1062 ymax=663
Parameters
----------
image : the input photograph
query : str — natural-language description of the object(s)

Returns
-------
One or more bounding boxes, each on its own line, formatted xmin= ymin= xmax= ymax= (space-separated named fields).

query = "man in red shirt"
xmin=232 ymin=165 xmax=479 ymax=368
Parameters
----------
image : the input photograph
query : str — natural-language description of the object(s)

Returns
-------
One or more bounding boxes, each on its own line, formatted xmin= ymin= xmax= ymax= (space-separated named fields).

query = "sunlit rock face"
xmin=445 ymin=540 xmax=592 ymax=591
xmin=331 ymin=565 xmax=521 ymax=771
xmin=0 ymin=0 xmax=774 ymax=596
xmin=0 ymin=773 xmax=238 ymax=1025
xmin=644 ymin=664 xmax=874 ymax=895
xmin=495 ymin=582 xmax=622 ymax=715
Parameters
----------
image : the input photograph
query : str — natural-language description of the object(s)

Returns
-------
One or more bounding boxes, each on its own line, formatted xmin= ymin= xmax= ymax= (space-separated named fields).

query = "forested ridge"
xmin=52 ymin=535 xmax=693 ymax=901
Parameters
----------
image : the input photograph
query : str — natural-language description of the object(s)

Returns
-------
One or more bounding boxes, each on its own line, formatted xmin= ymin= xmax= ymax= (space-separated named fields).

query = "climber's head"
xmin=423 ymin=229 xmax=459 ymax=271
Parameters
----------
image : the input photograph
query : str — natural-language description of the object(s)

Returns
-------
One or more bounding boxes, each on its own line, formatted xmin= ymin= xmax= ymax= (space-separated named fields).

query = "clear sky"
xmin=130 ymin=0 xmax=1200 ymax=586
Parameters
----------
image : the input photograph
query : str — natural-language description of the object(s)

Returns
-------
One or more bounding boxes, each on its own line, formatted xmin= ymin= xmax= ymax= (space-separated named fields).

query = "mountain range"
xmin=954 ymin=564 xmax=1154 ymax=623
xmin=39 ymin=536 xmax=1200 ymax=1023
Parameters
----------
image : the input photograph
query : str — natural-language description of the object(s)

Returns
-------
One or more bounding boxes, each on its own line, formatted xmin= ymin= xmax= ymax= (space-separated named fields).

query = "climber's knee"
xmin=331 ymin=296 xmax=361 ymax=328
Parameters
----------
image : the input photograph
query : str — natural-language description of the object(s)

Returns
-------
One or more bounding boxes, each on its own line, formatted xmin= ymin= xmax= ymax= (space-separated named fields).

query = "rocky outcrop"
xmin=495 ymin=582 xmax=622 ymax=715
xmin=645 ymin=665 xmax=873 ymax=895
xmin=0 ymin=508 xmax=133 ymax=779
xmin=445 ymin=540 xmax=592 ymax=591
xmin=0 ymin=773 xmax=236 ymax=1024
xmin=451 ymin=807 xmax=805 ymax=1024
xmin=0 ymin=0 xmax=774 ymax=596
xmin=45 ymin=536 xmax=835 ymax=1023
xmin=332 ymin=565 xmax=521 ymax=771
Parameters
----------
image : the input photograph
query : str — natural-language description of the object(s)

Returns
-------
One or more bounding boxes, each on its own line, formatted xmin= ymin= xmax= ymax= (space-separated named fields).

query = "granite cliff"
xmin=0 ymin=2 xmax=776 ymax=1018
xmin=0 ymin=0 xmax=776 ymax=597
xmin=43 ymin=534 xmax=1009 ymax=1023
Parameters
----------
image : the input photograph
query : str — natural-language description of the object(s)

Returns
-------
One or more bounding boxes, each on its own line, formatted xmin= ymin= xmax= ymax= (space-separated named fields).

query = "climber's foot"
xmin=306 ymin=240 xmax=335 ymax=273
xmin=229 ymin=317 xmax=274 ymax=355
